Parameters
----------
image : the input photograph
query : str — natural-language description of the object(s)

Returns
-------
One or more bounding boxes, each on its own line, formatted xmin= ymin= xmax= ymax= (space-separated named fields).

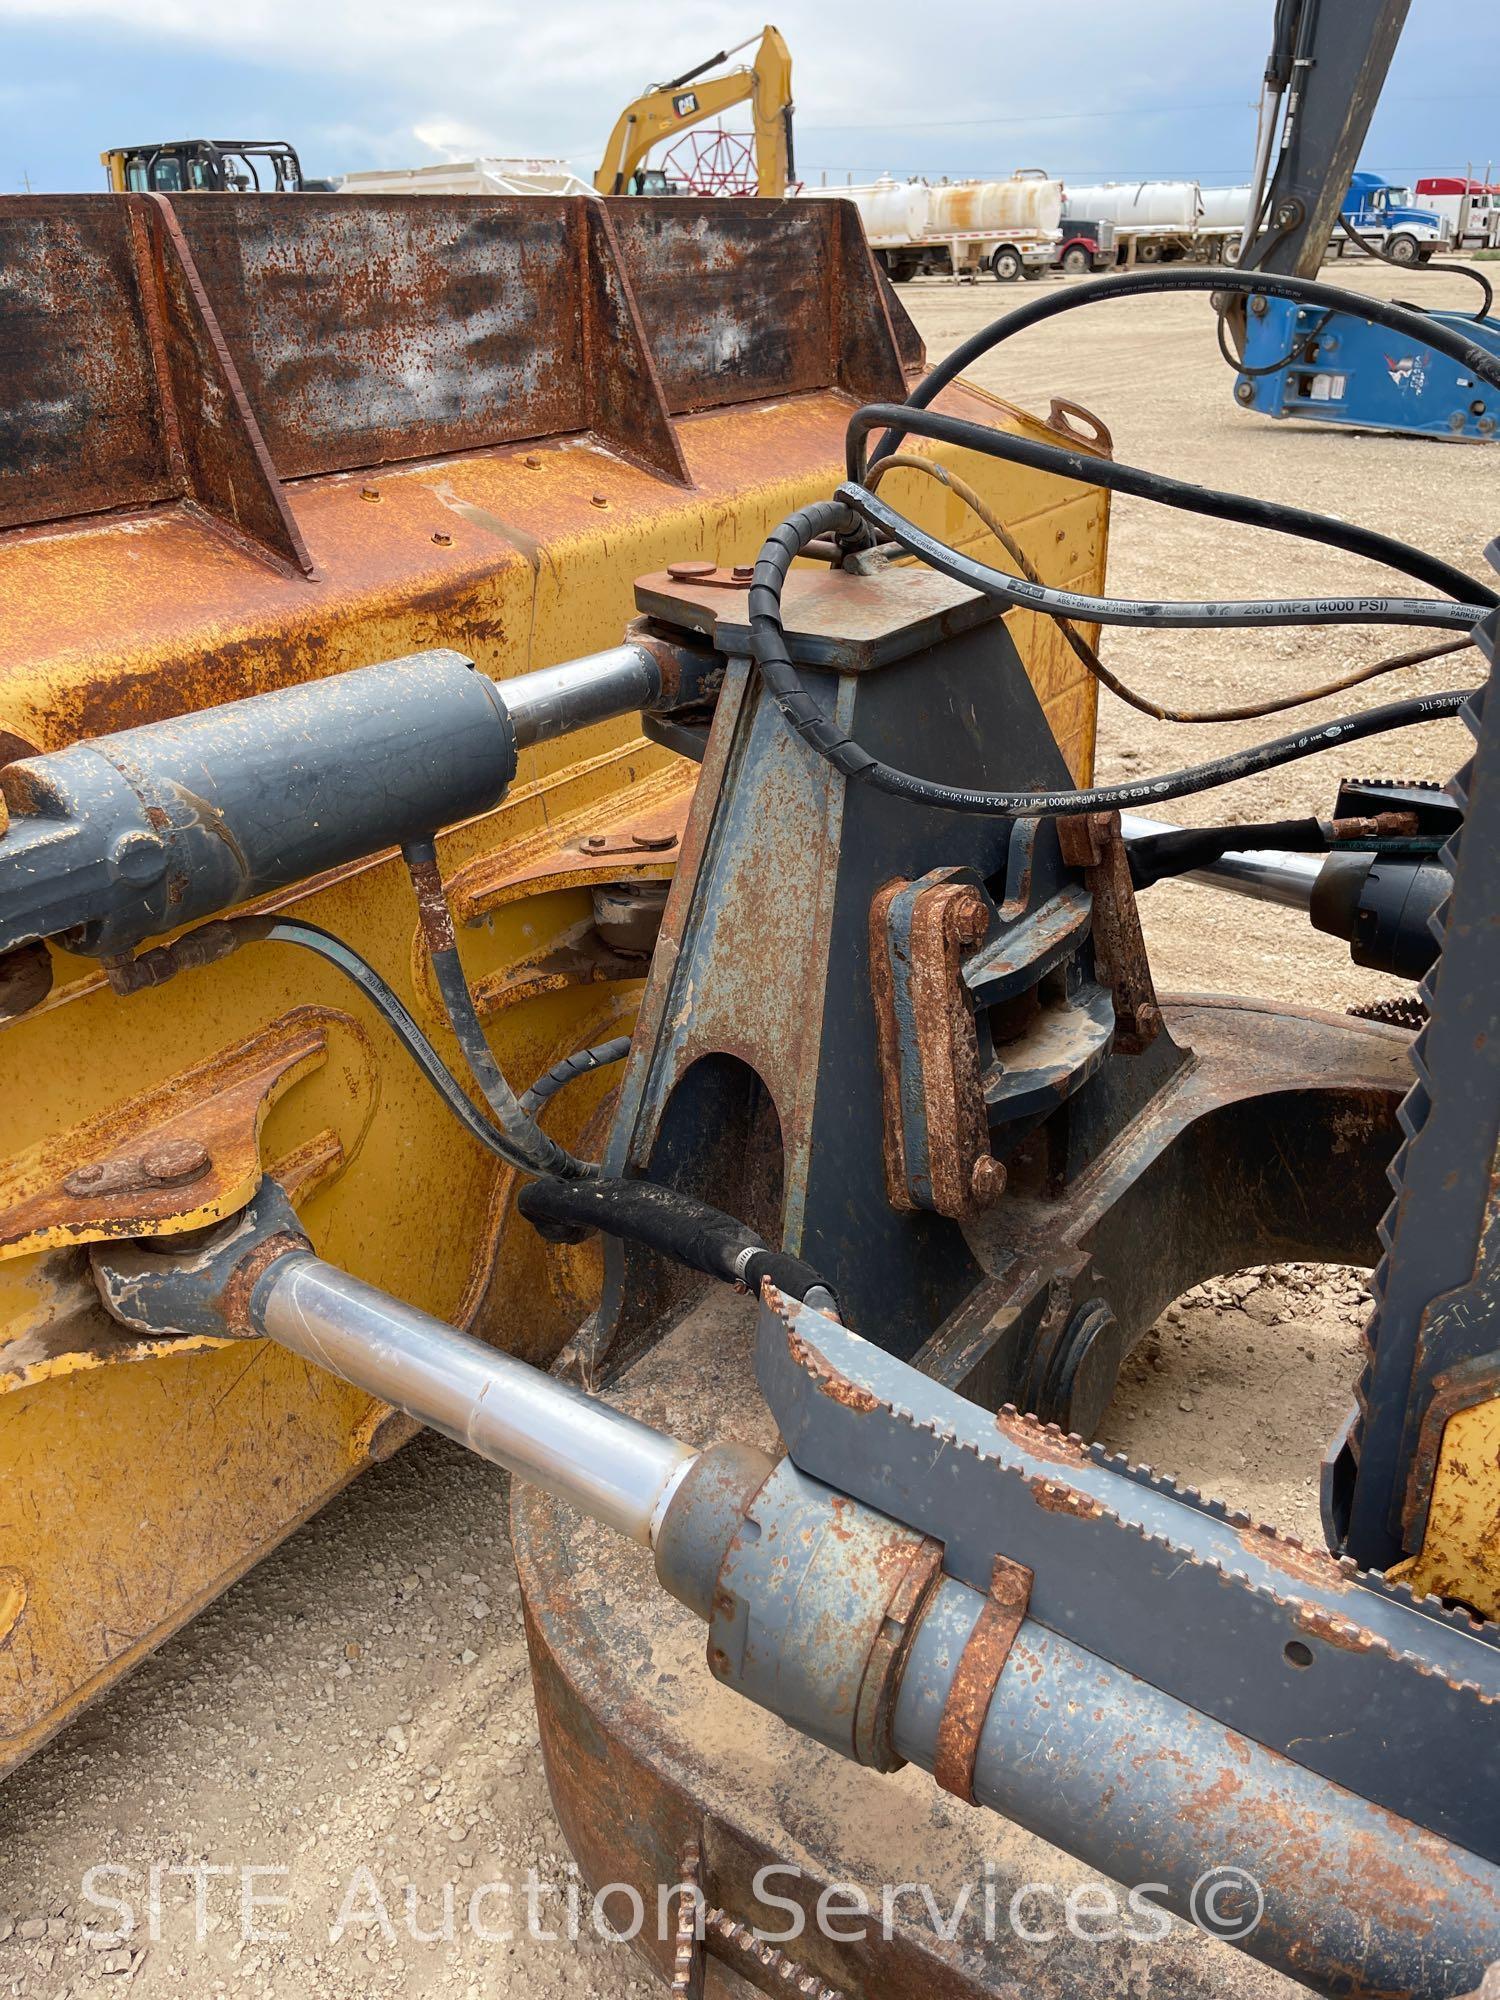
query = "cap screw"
xmin=141 ymin=1138 xmax=212 ymax=1186
xmin=953 ymin=892 xmax=989 ymax=945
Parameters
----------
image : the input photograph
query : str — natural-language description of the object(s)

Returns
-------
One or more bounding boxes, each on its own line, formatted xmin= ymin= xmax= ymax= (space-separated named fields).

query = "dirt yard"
xmin=0 ymin=260 xmax=1492 ymax=2000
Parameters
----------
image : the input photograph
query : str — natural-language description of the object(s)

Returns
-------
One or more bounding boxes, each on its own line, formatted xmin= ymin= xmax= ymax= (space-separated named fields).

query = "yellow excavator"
xmin=594 ymin=24 xmax=794 ymax=197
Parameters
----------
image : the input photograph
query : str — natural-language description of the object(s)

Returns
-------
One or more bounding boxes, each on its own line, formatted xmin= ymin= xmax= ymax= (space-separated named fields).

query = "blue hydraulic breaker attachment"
xmin=1235 ymin=295 xmax=1500 ymax=439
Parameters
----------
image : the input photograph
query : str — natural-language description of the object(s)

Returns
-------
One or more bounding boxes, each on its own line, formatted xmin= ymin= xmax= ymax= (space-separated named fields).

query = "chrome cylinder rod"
xmin=1120 ymin=811 xmax=1326 ymax=910
xmin=495 ymin=643 xmax=664 ymax=750
xmin=256 ymin=1256 xmax=696 ymax=1545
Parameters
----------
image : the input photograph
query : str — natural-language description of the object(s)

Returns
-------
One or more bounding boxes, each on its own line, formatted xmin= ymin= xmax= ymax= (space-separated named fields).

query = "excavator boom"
xmin=594 ymin=24 xmax=793 ymax=196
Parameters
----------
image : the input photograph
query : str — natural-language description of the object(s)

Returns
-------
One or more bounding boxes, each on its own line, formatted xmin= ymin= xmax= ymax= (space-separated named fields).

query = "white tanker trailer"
xmin=1061 ymin=180 xmax=1250 ymax=262
xmin=806 ymin=172 xmax=1064 ymax=280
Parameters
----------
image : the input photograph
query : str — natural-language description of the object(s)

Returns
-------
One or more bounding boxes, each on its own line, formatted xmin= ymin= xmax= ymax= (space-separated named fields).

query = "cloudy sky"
xmin=0 ymin=0 xmax=1492 ymax=195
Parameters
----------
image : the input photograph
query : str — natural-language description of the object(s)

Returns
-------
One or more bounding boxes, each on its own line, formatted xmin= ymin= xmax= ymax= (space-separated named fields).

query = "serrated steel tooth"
xmin=1396 ymin=1084 xmax=1430 ymax=1138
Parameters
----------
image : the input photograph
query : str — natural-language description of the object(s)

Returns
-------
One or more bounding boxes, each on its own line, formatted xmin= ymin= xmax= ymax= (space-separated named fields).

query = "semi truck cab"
xmin=1339 ymin=170 xmax=1451 ymax=263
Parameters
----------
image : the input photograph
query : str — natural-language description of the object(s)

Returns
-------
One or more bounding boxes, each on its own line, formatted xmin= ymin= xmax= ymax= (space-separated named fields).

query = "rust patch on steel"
xmin=216 ymin=1230 xmax=310 ymax=1340
xmin=1057 ymin=810 xmax=1161 ymax=1054
xmin=910 ymin=880 xmax=999 ymax=1220
xmin=869 ymin=877 xmax=916 ymax=1214
xmin=448 ymin=781 xmax=692 ymax=922
xmin=405 ymin=848 xmax=457 ymax=957
xmin=782 ymin=1317 xmax=880 ymax=1414
xmin=0 ymin=1011 xmax=333 ymax=1258
xmin=581 ymin=200 xmax=690 ymax=488
xmin=932 ymin=1553 xmax=1032 ymax=1803
xmin=1234 ymin=1518 xmax=1346 ymax=1592
xmin=606 ymin=198 xmax=906 ymax=416
xmin=1294 ymin=1605 xmax=1383 ymax=1655
xmin=1029 ymin=1477 xmax=1105 ymax=1520
xmin=1045 ymin=397 xmax=1114 ymax=457
xmin=994 ymin=1404 xmax=1093 ymax=1471
xmin=871 ymin=873 xmax=1005 ymax=1222
xmin=145 ymin=196 xmax=311 ymax=576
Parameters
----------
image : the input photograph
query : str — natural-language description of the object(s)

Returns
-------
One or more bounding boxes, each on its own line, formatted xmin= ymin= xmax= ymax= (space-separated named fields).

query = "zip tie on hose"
xmin=844 ymin=402 xmax=1496 ymax=610
xmin=747 ymin=503 xmax=1477 ymax=818
xmin=841 ymin=482 xmax=1487 ymax=634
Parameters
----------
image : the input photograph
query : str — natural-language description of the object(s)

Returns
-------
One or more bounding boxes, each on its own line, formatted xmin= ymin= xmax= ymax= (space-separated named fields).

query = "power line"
xmin=798 ymin=99 xmax=1253 ymax=135
xmin=795 ymin=89 xmax=1483 ymax=136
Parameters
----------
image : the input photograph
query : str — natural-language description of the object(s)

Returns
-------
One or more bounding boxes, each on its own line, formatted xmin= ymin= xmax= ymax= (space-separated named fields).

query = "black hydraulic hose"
xmin=520 ymin=1037 xmax=633 ymax=1117
xmin=871 ymin=266 xmax=1500 ymax=468
xmin=123 ymin=915 xmax=550 ymax=1170
xmin=517 ymin=1176 xmax=836 ymax=1309
xmin=1126 ymin=817 xmax=1447 ymax=891
xmin=747 ymin=501 xmax=1475 ymax=818
xmin=1216 ymin=305 xmax=1335 ymax=377
xmin=1336 ymin=214 xmax=1494 ymax=319
xmin=403 ymin=841 xmax=594 ymax=1181
xmin=843 ymin=483 xmax=1484 ymax=634
xmin=845 ymin=403 xmax=1497 ymax=609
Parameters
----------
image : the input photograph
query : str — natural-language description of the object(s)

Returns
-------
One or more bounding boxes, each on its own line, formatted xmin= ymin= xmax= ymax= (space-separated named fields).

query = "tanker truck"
xmin=806 ymin=171 xmax=1063 ymax=280
xmin=1060 ymin=179 xmax=1218 ymax=262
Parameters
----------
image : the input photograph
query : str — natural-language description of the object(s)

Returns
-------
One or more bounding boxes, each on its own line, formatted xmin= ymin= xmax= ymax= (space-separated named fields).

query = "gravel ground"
xmin=0 ymin=259 xmax=1492 ymax=2000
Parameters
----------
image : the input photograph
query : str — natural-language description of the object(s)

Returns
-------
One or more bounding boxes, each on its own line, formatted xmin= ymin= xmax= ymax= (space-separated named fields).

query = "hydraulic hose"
xmin=845 ymin=403 xmax=1496 ymax=609
xmin=113 ymin=913 xmax=555 ymax=1171
xmin=871 ymin=265 xmax=1500 ymax=469
xmin=865 ymin=451 xmax=1476 ymax=722
xmin=518 ymin=1175 xmax=836 ymax=1309
xmin=520 ymin=1037 xmax=633 ymax=1117
xmin=1336 ymin=213 xmax=1494 ymax=318
xmin=403 ymin=840 xmax=595 ymax=1180
xmin=1125 ymin=814 xmax=1444 ymax=892
xmin=841 ymin=482 xmax=1486 ymax=634
xmin=747 ymin=501 xmax=1474 ymax=819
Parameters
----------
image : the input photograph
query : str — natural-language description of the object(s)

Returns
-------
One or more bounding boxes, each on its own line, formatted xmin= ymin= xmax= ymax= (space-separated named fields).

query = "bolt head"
xmin=969 ymin=1156 xmax=1006 ymax=1207
xmin=1235 ymin=380 xmax=1256 ymax=404
xmin=953 ymin=892 xmax=989 ymax=945
xmin=141 ymin=1138 xmax=212 ymax=1186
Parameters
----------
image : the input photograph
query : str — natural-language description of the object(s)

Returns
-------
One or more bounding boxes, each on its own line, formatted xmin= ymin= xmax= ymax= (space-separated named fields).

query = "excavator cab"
xmin=101 ymin=140 xmax=307 ymax=193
